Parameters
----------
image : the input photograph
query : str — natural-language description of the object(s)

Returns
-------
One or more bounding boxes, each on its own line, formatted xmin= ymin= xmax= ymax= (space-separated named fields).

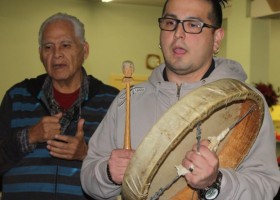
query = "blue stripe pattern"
xmin=57 ymin=166 xmax=80 ymax=176
xmin=57 ymin=184 xmax=83 ymax=195
xmin=84 ymin=106 xmax=108 ymax=113
xmin=4 ymin=183 xmax=55 ymax=193
xmin=95 ymin=93 xmax=116 ymax=98
xmin=84 ymin=121 xmax=99 ymax=126
xmin=6 ymin=166 xmax=80 ymax=176
xmin=9 ymin=88 xmax=30 ymax=98
xmin=13 ymin=102 xmax=40 ymax=111
xmin=4 ymin=183 xmax=83 ymax=195
xmin=25 ymin=149 xmax=51 ymax=158
xmin=11 ymin=117 xmax=40 ymax=128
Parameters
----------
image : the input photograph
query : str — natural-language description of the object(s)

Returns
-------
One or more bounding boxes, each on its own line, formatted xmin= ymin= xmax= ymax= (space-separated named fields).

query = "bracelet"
xmin=106 ymin=164 xmax=122 ymax=186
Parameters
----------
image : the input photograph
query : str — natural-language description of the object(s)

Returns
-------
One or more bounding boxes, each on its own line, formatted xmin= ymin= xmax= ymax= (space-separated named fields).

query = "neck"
xmin=164 ymin=59 xmax=214 ymax=84
xmin=53 ymin=82 xmax=81 ymax=93
xmin=52 ymin=71 xmax=82 ymax=93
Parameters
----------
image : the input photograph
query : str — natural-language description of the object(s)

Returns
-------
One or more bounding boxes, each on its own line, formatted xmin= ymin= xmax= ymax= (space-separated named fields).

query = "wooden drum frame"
xmin=121 ymin=78 xmax=264 ymax=200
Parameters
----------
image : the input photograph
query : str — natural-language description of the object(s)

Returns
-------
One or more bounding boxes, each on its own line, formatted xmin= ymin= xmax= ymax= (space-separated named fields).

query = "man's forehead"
xmin=163 ymin=0 xmax=211 ymax=19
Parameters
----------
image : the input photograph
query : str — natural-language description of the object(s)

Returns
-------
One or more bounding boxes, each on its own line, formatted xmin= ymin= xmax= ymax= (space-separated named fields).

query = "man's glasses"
xmin=158 ymin=18 xmax=219 ymax=34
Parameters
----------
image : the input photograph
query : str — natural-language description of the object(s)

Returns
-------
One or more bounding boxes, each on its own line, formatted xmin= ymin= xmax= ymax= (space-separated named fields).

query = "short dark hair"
xmin=161 ymin=0 xmax=228 ymax=28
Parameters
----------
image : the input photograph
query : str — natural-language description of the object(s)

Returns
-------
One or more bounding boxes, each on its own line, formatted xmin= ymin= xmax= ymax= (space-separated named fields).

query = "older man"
xmin=0 ymin=13 xmax=119 ymax=200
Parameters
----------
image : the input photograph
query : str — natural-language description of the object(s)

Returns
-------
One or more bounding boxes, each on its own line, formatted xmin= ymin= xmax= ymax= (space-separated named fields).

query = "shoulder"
xmin=5 ymin=74 xmax=47 ymax=98
xmin=87 ymin=75 xmax=119 ymax=98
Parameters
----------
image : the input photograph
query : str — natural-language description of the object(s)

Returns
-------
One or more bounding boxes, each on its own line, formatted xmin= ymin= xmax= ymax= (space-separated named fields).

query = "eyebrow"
xmin=163 ymin=13 xmax=177 ymax=18
xmin=43 ymin=40 xmax=73 ymax=44
xmin=163 ymin=14 xmax=204 ymax=22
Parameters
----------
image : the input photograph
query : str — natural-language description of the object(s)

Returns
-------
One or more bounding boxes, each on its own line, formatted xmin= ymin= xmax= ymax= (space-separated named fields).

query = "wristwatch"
xmin=198 ymin=171 xmax=223 ymax=200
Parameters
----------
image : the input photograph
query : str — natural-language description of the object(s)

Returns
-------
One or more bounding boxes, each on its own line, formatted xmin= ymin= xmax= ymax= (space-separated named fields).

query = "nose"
xmin=174 ymin=22 xmax=186 ymax=39
xmin=54 ymin=46 xmax=63 ymax=59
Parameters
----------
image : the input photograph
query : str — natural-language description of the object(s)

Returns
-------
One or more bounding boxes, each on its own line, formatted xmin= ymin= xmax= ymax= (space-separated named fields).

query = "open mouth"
xmin=53 ymin=64 xmax=67 ymax=69
xmin=173 ymin=47 xmax=187 ymax=55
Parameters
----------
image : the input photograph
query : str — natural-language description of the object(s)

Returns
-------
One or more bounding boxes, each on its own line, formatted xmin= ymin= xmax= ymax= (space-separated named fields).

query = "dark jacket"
xmin=0 ymin=71 xmax=119 ymax=200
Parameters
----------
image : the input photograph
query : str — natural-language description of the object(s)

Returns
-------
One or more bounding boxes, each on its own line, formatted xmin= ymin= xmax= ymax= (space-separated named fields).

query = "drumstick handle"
xmin=123 ymin=82 xmax=131 ymax=150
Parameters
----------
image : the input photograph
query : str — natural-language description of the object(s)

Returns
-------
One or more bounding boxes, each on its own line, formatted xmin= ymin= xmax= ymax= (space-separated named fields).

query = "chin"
xmin=52 ymin=74 xmax=70 ymax=81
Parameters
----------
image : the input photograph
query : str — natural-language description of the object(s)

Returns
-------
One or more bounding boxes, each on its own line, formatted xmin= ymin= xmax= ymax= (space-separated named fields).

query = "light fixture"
xmin=102 ymin=0 xmax=112 ymax=2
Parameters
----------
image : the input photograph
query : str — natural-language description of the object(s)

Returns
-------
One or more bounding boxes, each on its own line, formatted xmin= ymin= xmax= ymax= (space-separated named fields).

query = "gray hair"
xmin=38 ymin=12 xmax=86 ymax=46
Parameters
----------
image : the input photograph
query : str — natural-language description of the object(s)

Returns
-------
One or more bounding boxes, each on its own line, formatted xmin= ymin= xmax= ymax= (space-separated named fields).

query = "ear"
xmin=213 ymin=28 xmax=224 ymax=54
xmin=39 ymin=47 xmax=44 ymax=63
xmin=83 ymin=42 xmax=89 ymax=60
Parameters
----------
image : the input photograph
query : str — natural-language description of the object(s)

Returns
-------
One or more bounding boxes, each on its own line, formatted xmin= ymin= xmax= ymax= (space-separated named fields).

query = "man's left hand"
xmin=47 ymin=118 xmax=88 ymax=161
xmin=182 ymin=140 xmax=219 ymax=189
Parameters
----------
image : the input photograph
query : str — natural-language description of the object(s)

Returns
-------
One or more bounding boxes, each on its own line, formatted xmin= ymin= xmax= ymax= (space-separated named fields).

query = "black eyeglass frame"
xmin=158 ymin=17 xmax=219 ymax=34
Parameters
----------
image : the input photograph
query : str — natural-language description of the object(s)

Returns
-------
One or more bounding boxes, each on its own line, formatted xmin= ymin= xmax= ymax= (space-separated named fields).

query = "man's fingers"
xmin=75 ymin=118 xmax=85 ymax=139
xmin=53 ymin=112 xmax=63 ymax=119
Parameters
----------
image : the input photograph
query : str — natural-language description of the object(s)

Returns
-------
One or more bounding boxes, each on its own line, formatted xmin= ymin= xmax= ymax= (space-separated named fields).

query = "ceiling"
xmin=94 ymin=0 xmax=166 ymax=7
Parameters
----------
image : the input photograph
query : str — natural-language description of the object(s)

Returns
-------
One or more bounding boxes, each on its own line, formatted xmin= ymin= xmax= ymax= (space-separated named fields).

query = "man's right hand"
xmin=28 ymin=112 xmax=62 ymax=144
xmin=108 ymin=149 xmax=135 ymax=185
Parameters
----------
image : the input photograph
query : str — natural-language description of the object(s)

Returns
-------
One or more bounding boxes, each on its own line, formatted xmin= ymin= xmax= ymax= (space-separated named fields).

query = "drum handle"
xmin=122 ymin=61 xmax=134 ymax=150
xmin=124 ymin=82 xmax=132 ymax=150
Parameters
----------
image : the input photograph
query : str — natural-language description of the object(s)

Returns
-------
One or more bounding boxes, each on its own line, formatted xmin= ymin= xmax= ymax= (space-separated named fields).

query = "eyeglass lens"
xmin=159 ymin=18 xmax=205 ymax=34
